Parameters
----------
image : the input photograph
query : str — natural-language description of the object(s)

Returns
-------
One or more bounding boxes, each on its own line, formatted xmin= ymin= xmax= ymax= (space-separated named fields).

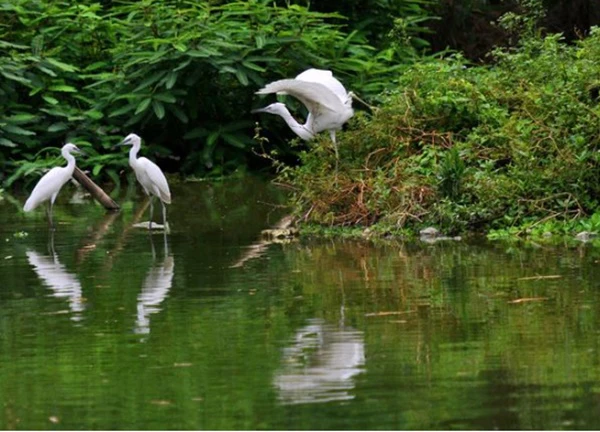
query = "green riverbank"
xmin=274 ymin=30 xmax=600 ymax=241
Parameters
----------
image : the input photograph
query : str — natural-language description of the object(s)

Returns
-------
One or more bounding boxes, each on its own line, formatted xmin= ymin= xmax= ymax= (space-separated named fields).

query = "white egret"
xmin=118 ymin=133 xmax=171 ymax=232
xmin=23 ymin=143 xmax=83 ymax=228
xmin=252 ymin=68 xmax=354 ymax=162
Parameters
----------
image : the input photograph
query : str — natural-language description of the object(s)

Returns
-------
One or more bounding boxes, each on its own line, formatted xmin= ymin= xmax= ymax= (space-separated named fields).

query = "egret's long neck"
xmin=129 ymin=142 xmax=141 ymax=168
xmin=276 ymin=107 xmax=315 ymax=141
xmin=62 ymin=149 xmax=77 ymax=174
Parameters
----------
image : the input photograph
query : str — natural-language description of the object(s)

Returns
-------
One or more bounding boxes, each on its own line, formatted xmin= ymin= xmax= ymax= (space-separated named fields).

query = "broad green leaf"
xmin=48 ymin=122 xmax=68 ymax=132
xmin=219 ymin=65 xmax=237 ymax=74
xmin=35 ymin=65 xmax=58 ymax=77
xmin=29 ymin=87 xmax=44 ymax=96
xmin=2 ymin=124 xmax=36 ymax=136
xmin=164 ymin=72 xmax=178 ymax=89
xmin=221 ymin=133 xmax=247 ymax=149
xmin=0 ymin=40 xmax=28 ymax=50
xmin=108 ymin=103 xmax=137 ymax=118
xmin=152 ymin=100 xmax=165 ymax=119
xmin=183 ymin=127 xmax=207 ymax=140
xmin=1 ymin=71 xmax=31 ymax=85
xmin=42 ymin=95 xmax=59 ymax=105
xmin=135 ymin=98 xmax=152 ymax=115
xmin=206 ymin=131 xmax=219 ymax=148
xmin=153 ymin=93 xmax=176 ymax=104
xmin=84 ymin=61 xmax=109 ymax=72
xmin=186 ymin=46 xmax=221 ymax=57
xmin=44 ymin=58 xmax=78 ymax=72
xmin=173 ymin=59 xmax=192 ymax=72
xmin=255 ymin=34 xmax=266 ymax=49
xmin=132 ymin=71 xmax=166 ymax=93
xmin=241 ymin=61 xmax=265 ymax=72
xmin=48 ymin=84 xmax=78 ymax=93
xmin=0 ymin=138 xmax=17 ymax=148
xmin=186 ymin=50 xmax=210 ymax=58
xmin=169 ymin=105 xmax=189 ymax=124
xmin=8 ymin=114 xmax=38 ymax=124
xmin=85 ymin=110 xmax=104 ymax=120
xmin=235 ymin=69 xmax=248 ymax=86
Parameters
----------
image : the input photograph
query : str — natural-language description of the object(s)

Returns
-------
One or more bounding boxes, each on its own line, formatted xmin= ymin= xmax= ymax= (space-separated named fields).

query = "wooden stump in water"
xmin=72 ymin=167 xmax=120 ymax=211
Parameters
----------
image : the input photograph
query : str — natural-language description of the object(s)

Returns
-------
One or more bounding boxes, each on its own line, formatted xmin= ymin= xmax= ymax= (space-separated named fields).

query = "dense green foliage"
xmin=279 ymin=29 xmax=600 ymax=235
xmin=5 ymin=0 xmax=600 ymax=236
xmin=1 ymin=0 xmax=430 ymax=187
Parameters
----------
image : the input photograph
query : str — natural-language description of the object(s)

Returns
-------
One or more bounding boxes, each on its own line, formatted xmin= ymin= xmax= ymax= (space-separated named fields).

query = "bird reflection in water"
xmin=273 ymin=318 xmax=365 ymax=405
xmin=26 ymin=231 xmax=85 ymax=322
xmin=134 ymin=232 xmax=174 ymax=335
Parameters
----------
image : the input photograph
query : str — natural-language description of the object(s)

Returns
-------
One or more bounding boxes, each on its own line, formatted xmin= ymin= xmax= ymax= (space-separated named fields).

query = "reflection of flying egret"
xmin=26 ymin=235 xmax=85 ymax=322
xmin=253 ymin=69 xmax=354 ymax=163
xmin=273 ymin=319 xmax=365 ymax=405
xmin=118 ymin=133 xmax=171 ymax=233
xmin=135 ymin=233 xmax=174 ymax=335
xmin=23 ymin=143 xmax=83 ymax=228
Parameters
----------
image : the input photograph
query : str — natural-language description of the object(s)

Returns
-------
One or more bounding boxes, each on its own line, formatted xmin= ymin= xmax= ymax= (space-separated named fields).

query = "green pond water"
xmin=1 ymin=175 xmax=600 ymax=430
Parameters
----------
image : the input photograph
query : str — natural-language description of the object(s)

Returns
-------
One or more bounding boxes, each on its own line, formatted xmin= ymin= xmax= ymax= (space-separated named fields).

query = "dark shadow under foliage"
xmin=425 ymin=0 xmax=600 ymax=62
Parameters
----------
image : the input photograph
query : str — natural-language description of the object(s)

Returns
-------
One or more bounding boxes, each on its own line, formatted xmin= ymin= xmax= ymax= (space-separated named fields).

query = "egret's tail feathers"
xmin=160 ymin=191 xmax=172 ymax=205
xmin=23 ymin=198 xmax=37 ymax=212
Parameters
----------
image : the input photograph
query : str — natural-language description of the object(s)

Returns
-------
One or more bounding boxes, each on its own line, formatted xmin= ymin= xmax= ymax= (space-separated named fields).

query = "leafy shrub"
xmin=280 ymin=29 xmax=600 ymax=234
xmin=2 ymin=0 xmax=427 ymax=186
xmin=0 ymin=1 xmax=124 ymax=187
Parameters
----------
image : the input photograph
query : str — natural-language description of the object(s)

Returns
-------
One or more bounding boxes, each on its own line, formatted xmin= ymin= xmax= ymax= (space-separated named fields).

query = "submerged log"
xmin=72 ymin=167 xmax=120 ymax=210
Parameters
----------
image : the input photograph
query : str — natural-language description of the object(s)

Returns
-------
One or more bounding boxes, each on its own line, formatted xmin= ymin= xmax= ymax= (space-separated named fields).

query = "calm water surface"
xmin=1 ymin=176 xmax=600 ymax=429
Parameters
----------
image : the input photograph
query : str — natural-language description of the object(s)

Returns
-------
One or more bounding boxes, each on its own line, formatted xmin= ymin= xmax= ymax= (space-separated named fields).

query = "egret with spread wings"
xmin=253 ymin=68 xmax=354 ymax=162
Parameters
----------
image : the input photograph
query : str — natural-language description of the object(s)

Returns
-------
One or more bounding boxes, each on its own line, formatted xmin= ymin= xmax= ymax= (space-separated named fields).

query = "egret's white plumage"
xmin=253 ymin=68 xmax=354 ymax=161
xmin=120 ymin=133 xmax=171 ymax=232
xmin=23 ymin=143 xmax=82 ymax=227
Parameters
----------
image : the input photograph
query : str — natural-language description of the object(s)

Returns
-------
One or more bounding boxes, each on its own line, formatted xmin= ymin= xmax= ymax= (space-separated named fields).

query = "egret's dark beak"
xmin=114 ymin=139 xmax=130 ymax=149
xmin=74 ymin=147 xmax=86 ymax=156
xmin=251 ymin=107 xmax=267 ymax=114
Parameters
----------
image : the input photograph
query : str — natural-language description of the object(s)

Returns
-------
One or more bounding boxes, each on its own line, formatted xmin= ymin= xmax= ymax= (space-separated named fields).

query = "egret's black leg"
xmin=149 ymin=231 xmax=156 ymax=260
xmin=46 ymin=201 xmax=55 ymax=230
xmin=148 ymin=197 xmax=154 ymax=231
xmin=329 ymin=130 xmax=339 ymax=183
xmin=161 ymin=201 xmax=169 ymax=234
xmin=47 ymin=229 xmax=56 ymax=257
xmin=163 ymin=230 xmax=168 ymax=255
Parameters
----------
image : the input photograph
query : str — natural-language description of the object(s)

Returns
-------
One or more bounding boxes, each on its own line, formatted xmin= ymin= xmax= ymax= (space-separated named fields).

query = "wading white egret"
xmin=252 ymin=68 xmax=354 ymax=162
xmin=23 ymin=143 xmax=83 ymax=228
xmin=118 ymin=133 xmax=171 ymax=233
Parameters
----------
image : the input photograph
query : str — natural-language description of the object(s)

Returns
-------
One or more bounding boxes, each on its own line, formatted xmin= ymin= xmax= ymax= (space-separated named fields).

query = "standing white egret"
xmin=23 ymin=143 xmax=83 ymax=228
xmin=252 ymin=68 xmax=354 ymax=162
xmin=118 ymin=133 xmax=171 ymax=232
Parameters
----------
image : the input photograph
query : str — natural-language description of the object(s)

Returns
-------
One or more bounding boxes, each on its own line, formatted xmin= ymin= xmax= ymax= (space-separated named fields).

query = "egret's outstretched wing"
xmin=295 ymin=69 xmax=349 ymax=104
xmin=23 ymin=167 xmax=68 ymax=211
xmin=256 ymin=79 xmax=345 ymax=114
xmin=137 ymin=157 xmax=171 ymax=204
